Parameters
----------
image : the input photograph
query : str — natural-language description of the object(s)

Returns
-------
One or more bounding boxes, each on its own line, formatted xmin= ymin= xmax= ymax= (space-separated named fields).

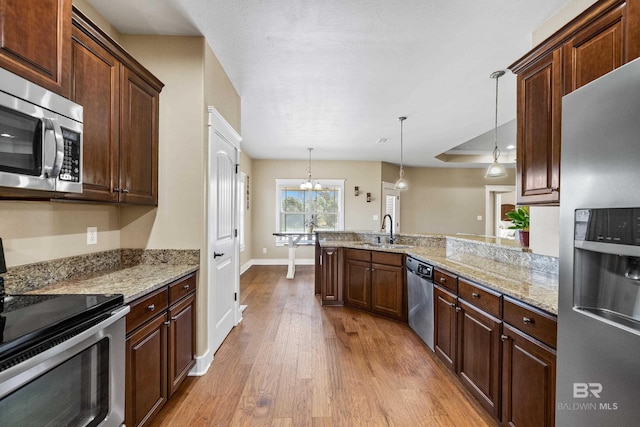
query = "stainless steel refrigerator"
xmin=558 ymin=56 xmax=640 ymax=425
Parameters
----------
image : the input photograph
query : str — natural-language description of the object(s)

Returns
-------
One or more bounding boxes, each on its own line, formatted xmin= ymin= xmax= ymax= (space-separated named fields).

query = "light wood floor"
xmin=150 ymin=265 xmax=497 ymax=427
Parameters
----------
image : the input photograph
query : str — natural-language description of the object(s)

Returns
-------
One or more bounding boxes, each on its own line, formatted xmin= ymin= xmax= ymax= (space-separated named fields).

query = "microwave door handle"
xmin=42 ymin=118 xmax=64 ymax=179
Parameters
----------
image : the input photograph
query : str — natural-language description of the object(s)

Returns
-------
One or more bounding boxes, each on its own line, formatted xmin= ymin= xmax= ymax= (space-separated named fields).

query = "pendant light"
xmin=300 ymin=147 xmax=321 ymax=190
xmin=395 ymin=116 xmax=408 ymax=191
xmin=485 ymin=70 xmax=508 ymax=179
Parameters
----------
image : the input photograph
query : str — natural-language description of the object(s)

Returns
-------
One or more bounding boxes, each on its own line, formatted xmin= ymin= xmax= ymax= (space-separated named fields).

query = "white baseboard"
xmin=240 ymin=258 xmax=315 ymax=275
xmin=190 ymin=349 xmax=213 ymax=376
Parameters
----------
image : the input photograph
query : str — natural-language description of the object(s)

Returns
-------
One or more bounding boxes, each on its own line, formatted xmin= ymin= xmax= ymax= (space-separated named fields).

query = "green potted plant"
xmin=506 ymin=206 xmax=530 ymax=248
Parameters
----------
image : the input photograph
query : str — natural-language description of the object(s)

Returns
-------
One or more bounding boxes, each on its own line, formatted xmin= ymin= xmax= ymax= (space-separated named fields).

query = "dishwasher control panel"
xmin=406 ymin=256 xmax=433 ymax=280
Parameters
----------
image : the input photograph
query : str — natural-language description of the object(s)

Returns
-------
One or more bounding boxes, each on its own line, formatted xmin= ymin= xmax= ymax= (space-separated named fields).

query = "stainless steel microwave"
xmin=0 ymin=67 xmax=82 ymax=193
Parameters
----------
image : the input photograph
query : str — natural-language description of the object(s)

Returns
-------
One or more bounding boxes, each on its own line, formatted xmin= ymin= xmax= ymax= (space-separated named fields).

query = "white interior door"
xmin=208 ymin=108 xmax=241 ymax=355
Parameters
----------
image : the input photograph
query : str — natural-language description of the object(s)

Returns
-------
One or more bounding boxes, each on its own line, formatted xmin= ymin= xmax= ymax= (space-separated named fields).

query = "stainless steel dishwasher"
xmin=406 ymin=256 xmax=434 ymax=351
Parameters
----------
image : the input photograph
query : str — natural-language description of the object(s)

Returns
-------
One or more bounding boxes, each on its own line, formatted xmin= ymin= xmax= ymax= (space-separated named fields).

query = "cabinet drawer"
xmin=503 ymin=297 xmax=557 ymax=348
xmin=345 ymin=248 xmax=371 ymax=262
xmin=371 ymin=251 xmax=403 ymax=267
xmin=169 ymin=273 xmax=197 ymax=304
xmin=458 ymin=278 xmax=502 ymax=318
xmin=127 ymin=287 xmax=169 ymax=335
xmin=434 ymin=269 xmax=458 ymax=294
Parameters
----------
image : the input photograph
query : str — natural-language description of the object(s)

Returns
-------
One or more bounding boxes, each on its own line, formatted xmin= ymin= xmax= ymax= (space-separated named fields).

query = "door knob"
xmin=214 ymin=252 xmax=225 ymax=258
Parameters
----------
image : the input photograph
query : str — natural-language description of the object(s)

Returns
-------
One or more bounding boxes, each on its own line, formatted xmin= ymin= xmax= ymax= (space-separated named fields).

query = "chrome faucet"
xmin=381 ymin=214 xmax=394 ymax=244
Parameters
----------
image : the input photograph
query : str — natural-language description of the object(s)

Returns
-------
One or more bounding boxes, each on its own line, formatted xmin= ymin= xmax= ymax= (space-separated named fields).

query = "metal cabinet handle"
xmin=455 ymin=306 xmax=461 ymax=312
xmin=171 ymin=317 xmax=178 ymax=321
xmin=147 ymin=304 xmax=155 ymax=311
xmin=440 ymin=277 xmax=446 ymax=283
xmin=122 ymin=188 xmax=129 ymax=193
xmin=214 ymin=252 xmax=225 ymax=258
xmin=164 ymin=321 xmax=171 ymax=326
xmin=113 ymin=188 xmax=120 ymax=193
xmin=183 ymin=284 xmax=190 ymax=290
xmin=501 ymin=334 xmax=509 ymax=342
xmin=523 ymin=317 xmax=534 ymax=324
xmin=550 ymin=187 xmax=559 ymax=192
xmin=471 ymin=292 xmax=480 ymax=298
xmin=371 ymin=268 xmax=375 ymax=272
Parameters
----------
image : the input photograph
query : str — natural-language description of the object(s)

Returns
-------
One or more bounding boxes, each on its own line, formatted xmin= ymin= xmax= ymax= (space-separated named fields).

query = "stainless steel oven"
xmin=0 ymin=67 xmax=82 ymax=193
xmin=0 ymin=294 xmax=129 ymax=427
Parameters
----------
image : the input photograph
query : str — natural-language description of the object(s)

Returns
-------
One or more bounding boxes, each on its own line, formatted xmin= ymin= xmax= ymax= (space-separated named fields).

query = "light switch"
xmin=373 ymin=215 xmax=379 ymax=221
xmin=477 ymin=215 xmax=483 ymax=221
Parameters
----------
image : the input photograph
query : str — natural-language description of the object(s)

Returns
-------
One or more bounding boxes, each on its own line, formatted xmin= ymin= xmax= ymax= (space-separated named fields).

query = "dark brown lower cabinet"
xmin=502 ymin=323 xmax=556 ymax=427
xmin=126 ymin=312 xmax=168 ymax=427
xmin=370 ymin=261 xmax=404 ymax=320
xmin=320 ymin=247 xmax=341 ymax=305
xmin=343 ymin=249 xmax=405 ymax=321
xmin=433 ymin=285 xmax=457 ymax=370
xmin=344 ymin=258 xmax=371 ymax=311
xmin=168 ymin=293 xmax=196 ymax=396
xmin=457 ymin=299 xmax=502 ymax=419
xmin=125 ymin=272 xmax=197 ymax=427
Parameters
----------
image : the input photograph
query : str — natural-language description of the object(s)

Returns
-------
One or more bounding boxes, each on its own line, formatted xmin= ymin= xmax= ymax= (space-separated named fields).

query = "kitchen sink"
xmin=354 ymin=242 xmax=413 ymax=249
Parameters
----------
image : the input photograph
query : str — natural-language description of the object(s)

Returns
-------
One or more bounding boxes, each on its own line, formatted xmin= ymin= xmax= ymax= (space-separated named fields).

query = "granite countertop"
xmin=320 ymin=240 xmax=558 ymax=315
xmin=28 ymin=264 xmax=199 ymax=303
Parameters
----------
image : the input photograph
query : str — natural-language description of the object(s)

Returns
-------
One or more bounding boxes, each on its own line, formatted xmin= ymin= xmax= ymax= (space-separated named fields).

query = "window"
xmin=275 ymin=179 xmax=344 ymax=244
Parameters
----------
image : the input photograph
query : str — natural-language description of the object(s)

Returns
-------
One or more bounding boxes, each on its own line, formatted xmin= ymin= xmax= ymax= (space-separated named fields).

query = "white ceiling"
xmin=87 ymin=0 xmax=569 ymax=167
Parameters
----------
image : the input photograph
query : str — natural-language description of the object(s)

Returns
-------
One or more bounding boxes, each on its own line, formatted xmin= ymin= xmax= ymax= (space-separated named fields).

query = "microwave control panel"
xmin=59 ymin=128 xmax=80 ymax=183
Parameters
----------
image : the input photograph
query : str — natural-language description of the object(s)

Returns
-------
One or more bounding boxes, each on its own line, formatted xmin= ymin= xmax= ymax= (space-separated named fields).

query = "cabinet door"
xmin=434 ymin=286 xmax=457 ymax=370
xmin=344 ymin=259 xmax=371 ymax=310
xmin=0 ymin=0 xmax=71 ymax=96
xmin=457 ymin=300 xmax=502 ymax=419
xmin=168 ymin=293 xmax=196 ymax=397
xmin=321 ymin=248 xmax=341 ymax=304
xmin=126 ymin=313 xmax=168 ymax=427
xmin=371 ymin=263 xmax=405 ymax=321
xmin=516 ymin=47 xmax=563 ymax=205
xmin=502 ymin=323 xmax=556 ymax=427
xmin=564 ymin=3 xmax=626 ymax=94
xmin=67 ymin=25 xmax=120 ymax=202
xmin=120 ymin=66 xmax=159 ymax=205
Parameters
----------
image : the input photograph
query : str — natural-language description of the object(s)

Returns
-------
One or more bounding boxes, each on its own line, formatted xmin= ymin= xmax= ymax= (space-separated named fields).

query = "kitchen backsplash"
xmin=4 ymin=249 xmax=199 ymax=294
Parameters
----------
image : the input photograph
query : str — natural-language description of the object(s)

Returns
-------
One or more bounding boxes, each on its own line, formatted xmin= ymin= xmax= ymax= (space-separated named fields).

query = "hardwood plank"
xmin=149 ymin=265 xmax=496 ymax=427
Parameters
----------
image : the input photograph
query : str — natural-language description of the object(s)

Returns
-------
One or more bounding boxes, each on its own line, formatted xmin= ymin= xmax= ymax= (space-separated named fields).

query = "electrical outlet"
xmin=373 ymin=214 xmax=379 ymax=221
xmin=262 ymin=247 xmax=267 ymax=254
xmin=87 ymin=227 xmax=97 ymax=245
xmin=477 ymin=215 xmax=483 ymax=221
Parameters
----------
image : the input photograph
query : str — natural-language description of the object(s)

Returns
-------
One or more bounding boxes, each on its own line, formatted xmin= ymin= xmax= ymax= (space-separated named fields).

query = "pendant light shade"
xmin=300 ymin=148 xmax=321 ymax=190
xmin=485 ymin=70 xmax=508 ymax=179
xmin=395 ymin=116 xmax=408 ymax=191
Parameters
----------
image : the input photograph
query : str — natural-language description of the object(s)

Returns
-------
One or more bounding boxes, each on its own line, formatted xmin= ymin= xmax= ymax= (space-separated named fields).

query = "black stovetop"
xmin=0 ymin=293 xmax=124 ymax=363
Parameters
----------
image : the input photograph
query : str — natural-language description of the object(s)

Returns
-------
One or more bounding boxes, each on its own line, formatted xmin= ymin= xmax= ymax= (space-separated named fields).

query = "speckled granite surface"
xmin=318 ymin=232 xmax=559 ymax=315
xmin=27 ymin=264 xmax=198 ymax=303
xmin=4 ymin=249 xmax=199 ymax=303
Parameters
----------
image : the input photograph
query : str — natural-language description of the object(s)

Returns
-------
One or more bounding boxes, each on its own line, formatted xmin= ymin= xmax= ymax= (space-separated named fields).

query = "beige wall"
xmin=251 ymin=159 xmax=382 ymax=260
xmin=117 ymin=35 xmax=241 ymax=356
xmin=0 ymin=202 xmax=120 ymax=267
xmin=247 ymin=160 xmax=514 ymax=261
xmin=117 ymin=36 xmax=206 ymax=251
xmin=400 ymin=167 xmax=516 ymax=235
xmin=532 ymin=0 xmax=598 ymax=45
xmin=72 ymin=0 xmax=122 ymax=42
xmin=240 ymin=151 xmax=253 ymax=269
